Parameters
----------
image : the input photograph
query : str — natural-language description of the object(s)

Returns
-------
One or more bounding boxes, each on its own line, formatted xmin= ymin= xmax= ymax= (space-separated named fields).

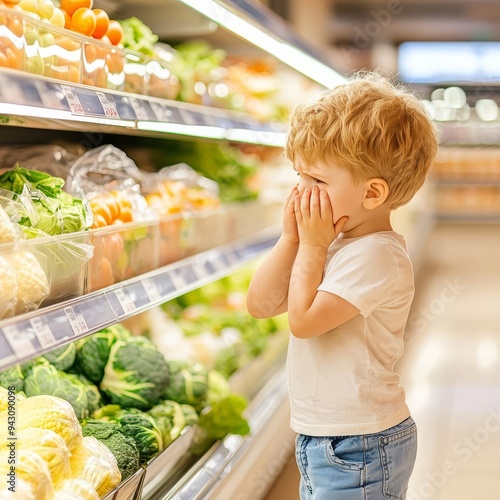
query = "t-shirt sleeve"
xmin=317 ymin=241 xmax=399 ymax=317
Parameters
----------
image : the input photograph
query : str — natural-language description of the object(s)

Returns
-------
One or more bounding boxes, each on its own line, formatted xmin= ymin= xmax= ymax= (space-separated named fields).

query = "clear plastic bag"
xmin=67 ymin=145 xmax=155 ymax=226
xmin=142 ymin=163 xmax=219 ymax=219
xmin=69 ymin=436 xmax=121 ymax=497
xmin=0 ymin=450 xmax=54 ymax=500
xmin=54 ymin=479 xmax=99 ymax=500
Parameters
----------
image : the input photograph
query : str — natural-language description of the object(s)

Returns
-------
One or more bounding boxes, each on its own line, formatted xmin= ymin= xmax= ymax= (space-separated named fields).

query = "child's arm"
xmin=288 ymin=186 xmax=359 ymax=338
xmin=247 ymin=186 xmax=299 ymax=318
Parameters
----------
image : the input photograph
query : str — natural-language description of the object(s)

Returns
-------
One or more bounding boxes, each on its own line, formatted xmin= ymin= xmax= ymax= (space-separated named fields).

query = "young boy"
xmin=247 ymin=72 xmax=438 ymax=499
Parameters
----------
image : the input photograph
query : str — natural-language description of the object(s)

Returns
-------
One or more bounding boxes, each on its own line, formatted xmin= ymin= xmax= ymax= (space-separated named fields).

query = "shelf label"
xmin=29 ymin=317 xmax=55 ymax=348
xmin=142 ymin=279 xmax=161 ymax=302
xmin=115 ymin=288 xmax=137 ymax=315
xmin=64 ymin=306 xmax=89 ymax=336
xmin=61 ymin=85 xmax=85 ymax=115
xmin=130 ymin=98 xmax=150 ymax=120
xmin=96 ymin=92 xmax=120 ymax=118
xmin=2 ymin=325 xmax=35 ymax=357
xmin=170 ymin=270 xmax=186 ymax=290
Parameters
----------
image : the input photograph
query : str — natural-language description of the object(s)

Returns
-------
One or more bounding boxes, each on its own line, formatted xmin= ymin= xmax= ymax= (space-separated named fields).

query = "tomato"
xmin=71 ymin=7 xmax=96 ymax=36
xmin=60 ymin=0 xmax=92 ymax=16
xmin=91 ymin=8 xmax=109 ymax=39
xmin=105 ymin=20 xmax=123 ymax=46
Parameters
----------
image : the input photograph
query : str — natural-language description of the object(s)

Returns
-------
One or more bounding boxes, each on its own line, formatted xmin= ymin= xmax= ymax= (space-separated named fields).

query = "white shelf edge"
xmin=0 ymin=69 xmax=287 ymax=147
xmin=0 ymin=227 xmax=280 ymax=371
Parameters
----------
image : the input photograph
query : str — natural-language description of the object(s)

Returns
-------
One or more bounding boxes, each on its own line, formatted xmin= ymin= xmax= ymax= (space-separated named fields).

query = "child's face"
xmin=294 ymin=158 xmax=365 ymax=229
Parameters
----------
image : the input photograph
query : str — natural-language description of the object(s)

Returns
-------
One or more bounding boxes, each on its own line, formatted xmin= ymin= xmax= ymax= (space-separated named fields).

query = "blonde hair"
xmin=285 ymin=72 xmax=438 ymax=209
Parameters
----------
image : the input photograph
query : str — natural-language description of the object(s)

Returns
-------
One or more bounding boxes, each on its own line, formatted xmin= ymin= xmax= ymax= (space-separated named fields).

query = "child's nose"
xmin=298 ymin=178 xmax=313 ymax=194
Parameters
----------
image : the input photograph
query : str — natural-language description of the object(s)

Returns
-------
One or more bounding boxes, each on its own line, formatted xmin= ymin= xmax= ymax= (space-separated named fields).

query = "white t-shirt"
xmin=287 ymin=231 xmax=414 ymax=436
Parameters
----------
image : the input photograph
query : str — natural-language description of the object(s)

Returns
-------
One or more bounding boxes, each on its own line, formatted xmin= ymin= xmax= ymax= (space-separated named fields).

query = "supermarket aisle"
xmin=264 ymin=223 xmax=500 ymax=500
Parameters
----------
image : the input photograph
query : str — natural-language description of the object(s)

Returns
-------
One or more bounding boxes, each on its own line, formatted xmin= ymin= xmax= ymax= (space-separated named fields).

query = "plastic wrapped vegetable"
xmin=148 ymin=400 xmax=186 ymax=447
xmin=24 ymin=364 xmax=89 ymax=421
xmin=0 ymin=255 xmax=17 ymax=320
xmin=0 ymin=478 xmax=35 ymax=499
xmin=163 ymin=360 xmax=208 ymax=411
xmin=0 ymin=427 xmax=71 ymax=487
xmin=100 ymin=336 xmax=170 ymax=411
xmin=0 ymin=205 xmax=16 ymax=243
xmin=5 ymin=251 xmax=49 ymax=314
xmin=74 ymin=325 xmax=131 ymax=385
xmin=0 ymin=167 xmax=91 ymax=235
xmin=0 ymin=395 xmax=83 ymax=451
xmin=207 ymin=370 xmax=230 ymax=406
xmin=42 ymin=344 xmax=77 ymax=372
xmin=82 ymin=420 xmax=140 ymax=480
xmin=0 ymin=450 xmax=54 ymax=500
xmin=54 ymin=479 xmax=98 ymax=500
xmin=69 ymin=436 xmax=121 ymax=497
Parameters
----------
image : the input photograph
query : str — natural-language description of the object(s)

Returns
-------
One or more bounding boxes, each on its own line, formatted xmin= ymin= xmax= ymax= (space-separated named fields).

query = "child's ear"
xmin=362 ymin=178 xmax=389 ymax=210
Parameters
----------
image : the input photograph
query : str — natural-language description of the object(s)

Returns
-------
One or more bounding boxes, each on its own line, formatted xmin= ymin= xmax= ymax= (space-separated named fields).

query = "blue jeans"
xmin=295 ymin=417 xmax=417 ymax=500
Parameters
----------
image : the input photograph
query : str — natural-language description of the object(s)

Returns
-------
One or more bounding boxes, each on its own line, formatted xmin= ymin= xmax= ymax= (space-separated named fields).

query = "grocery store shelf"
xmin=176 ymin=0 xmax=346 ymax=88
xmin=0 ymin=226 xmax=280 ymax=371
xmin=159 ymin=365 xmax=289 ymax=500
xmin=0 ymin=69 xmax=286 ymax=146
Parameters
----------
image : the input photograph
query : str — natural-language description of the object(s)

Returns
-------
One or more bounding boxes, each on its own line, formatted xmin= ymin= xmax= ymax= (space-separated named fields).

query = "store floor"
xmin=264 ymin=223 xmax=500 ymax=500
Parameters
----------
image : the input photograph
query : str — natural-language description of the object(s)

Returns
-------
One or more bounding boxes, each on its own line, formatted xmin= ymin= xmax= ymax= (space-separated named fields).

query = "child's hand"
xmin=295 ymin=186 xmax=348 ymax=248
xmin=282 ymin=185 xmax=299 ymax=243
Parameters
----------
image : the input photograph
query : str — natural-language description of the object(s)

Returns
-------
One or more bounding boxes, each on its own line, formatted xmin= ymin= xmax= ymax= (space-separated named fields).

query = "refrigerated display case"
xmin=0 ymin=1 xmax=432 ymax=498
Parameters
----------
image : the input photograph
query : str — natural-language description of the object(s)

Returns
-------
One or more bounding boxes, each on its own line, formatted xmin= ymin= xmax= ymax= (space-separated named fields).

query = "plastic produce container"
xmin=123 ymin=49 xmax=149 ymax=95
xmin=88 ymin=220 xmax=159 ymax=293
xmin=0 ymin=231 xmax=90 ymax=318
xmin=0 ymin=8 xmax=24 ymax=71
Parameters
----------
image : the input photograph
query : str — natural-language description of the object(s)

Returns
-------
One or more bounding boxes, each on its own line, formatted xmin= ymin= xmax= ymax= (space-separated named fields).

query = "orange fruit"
xmin=71 ymin=8 xmax=96 ymax=36
xmin=91 ymin=200 xmax=113 ymax=225
xmin=105 ymin=20 xmax=123 ymax=46
xmin=60 ymin=0 xmax=93 ymax=16
xmin=91 ymin=213 xmax=107 ymax=229
xmin=91 ymin=8 xmax=109 ymax=39
xmin=118 ymin=206 xmax=132 ymax=223
xmin=0 ymin=53 xmax=8 ymax=68
xmin=105 ymin=51 xmax=124 ymax=74
xmin=63 ymin=9 xmax=73 ymax=29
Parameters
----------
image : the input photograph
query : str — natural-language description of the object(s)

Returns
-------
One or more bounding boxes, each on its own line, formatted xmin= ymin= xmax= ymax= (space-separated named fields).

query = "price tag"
xmin=130 ymin=98 xmax=150 ymax=120
xmin=115 ymin=288 xmax=137 ymax=315
xmin=64 ymin=306 xmax=89 ymax=336
xmin=2 ymin=325 xmax=35 ymax=357
xmin=61 ymin=85 xmax=85 ymax=115
xmin=142 ymin=279 xmax=161 ymax=302
xmin=29 ymin=317 xmax=55 ymax=348
xmin=96 ymin=92 xmax=120 ymax=118
xmin=149 ymin=102 xmax=170 ymax=122
xmin=170 ymin=271 xmax=186 ymax=290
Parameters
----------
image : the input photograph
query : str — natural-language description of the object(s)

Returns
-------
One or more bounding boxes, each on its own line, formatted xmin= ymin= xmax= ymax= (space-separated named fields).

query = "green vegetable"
xmin=207 ymin=370 xmax=230 ymax=406
xmin=148 ymin=401 xmax=186 ymax=447
xmin=74 ymin=325 xmax=131 ymax=384
xmin=100 ymin=336 xmax=170 ymax=411
xmin=180 ymin=404 xmax=199 ymax=426
xmin=0 ymin=167 xmax=90 ymax=236
xmin=192 ymin=395 xmax=250 ymax=455
xmin=0 ymin=365 xmax=24 ymax=392
xmin=110 ymin=408 xmax=163 ymax=463
xmin=118 ymin=17 xmax=158 ymax=56
xmin=24 ymin=364 xmax=89 ymax=420
xmin=82 ymin=420 xmax=140 ymax=480
xmin=73 ymin=374 xmax=102 ymax=415
xmin=163 ymin=361 xmax=208 ymax=412
xmin=42 ymin=344 xmax=76 ymax=372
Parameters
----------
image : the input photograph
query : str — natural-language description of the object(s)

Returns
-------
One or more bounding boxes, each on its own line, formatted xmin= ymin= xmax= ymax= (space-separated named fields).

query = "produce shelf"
xmin=0 ymin=226 xmax=280 ymax=371
xmin=159 ymin=364 xmax=289 ymax=500
xmin=0 ymin=68 xmax=286 ymax=146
